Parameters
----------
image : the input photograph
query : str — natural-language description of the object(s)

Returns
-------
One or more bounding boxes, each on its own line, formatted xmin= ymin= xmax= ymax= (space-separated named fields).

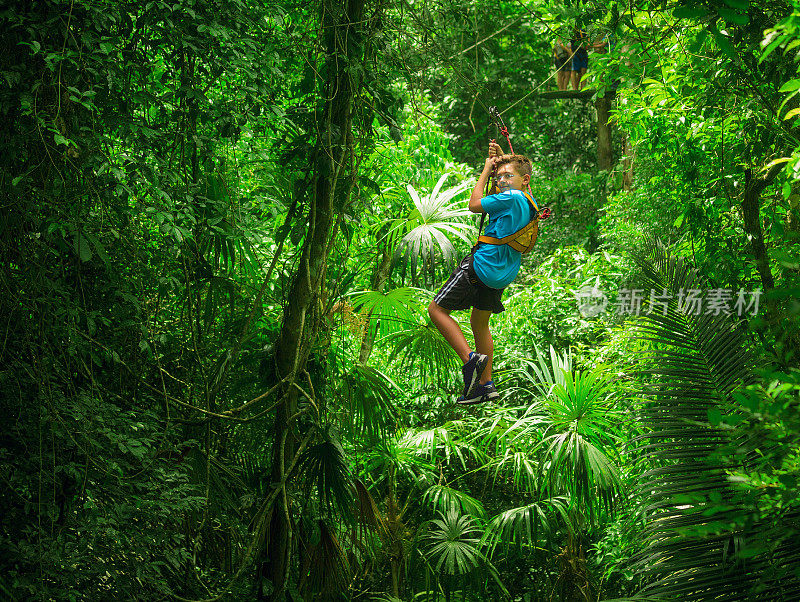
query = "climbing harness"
xmin=478 ymin=188 xmax=542 ymax=254
xmin=473 ymin=107 xmax=551 ymax=255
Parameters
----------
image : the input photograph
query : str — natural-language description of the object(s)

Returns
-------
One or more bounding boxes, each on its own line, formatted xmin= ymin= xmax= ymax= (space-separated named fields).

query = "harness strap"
xmin=476 ymin=153 xmax=500 ymax=242
xmin=475 ymin=191 xmax=540 ymax=251
xmin=478 ymin=219 xmax=539 ymax=250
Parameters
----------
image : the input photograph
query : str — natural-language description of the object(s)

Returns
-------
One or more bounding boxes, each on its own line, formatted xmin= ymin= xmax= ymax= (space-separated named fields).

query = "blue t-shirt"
xmin=473 ymin=189 xmax=533 ymax=289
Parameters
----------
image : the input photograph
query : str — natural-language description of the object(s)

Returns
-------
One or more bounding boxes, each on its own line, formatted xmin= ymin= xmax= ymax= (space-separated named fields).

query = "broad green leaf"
xmin=779 ymin=79 xmax=800 ymax=93
xmin=73 ymin=233 xmax=92 ymax=262
xmin=85 ymin=232 xmax=110 ymax=268
xmin=707 ymin=407 xmax=723 ymax=425
xmin=718 ymin=7 xmax=748 ymax=26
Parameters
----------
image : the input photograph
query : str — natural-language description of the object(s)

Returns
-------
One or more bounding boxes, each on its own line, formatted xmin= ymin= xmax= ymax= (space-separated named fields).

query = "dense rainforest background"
xmin=2 ymin=0 xmax=800 ymax=600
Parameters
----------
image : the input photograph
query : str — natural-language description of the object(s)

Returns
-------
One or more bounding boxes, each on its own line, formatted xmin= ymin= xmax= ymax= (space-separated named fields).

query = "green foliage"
xmin=4 ymin=0 xmax=800 ymax=600
xmin=382 ymin=318 xmax=462 ymax=390
xmin=392 ymin=173 xmax=476 ymax=286
xmin=482 ymin=496 xmax=570 ymax=552
xmin=298 ymin=426 xmax=355 ymax=518
xmin=350 ymin=286 xmax=424 ymax=338
xmin=495 ymin=245 xmax=625 ymax=353
xmin=530 ymin=171 xmax=608 ymax=257
xmin=336 ymin=365 xmax=400 ymax=443
xmin=424 ymin=509 xmax=484 ymax=575
xmin=417 ymin=508 xmax=509 ymax=599
xmin=541 ymin=369 xmax=623 ymax=516
xmin=0 ymin=391 xmax=205 ymax=599
xmin=626 ymin=239 xmax=800 ymax=600
xmin=422 ymin=485 xmax=487 ymax=518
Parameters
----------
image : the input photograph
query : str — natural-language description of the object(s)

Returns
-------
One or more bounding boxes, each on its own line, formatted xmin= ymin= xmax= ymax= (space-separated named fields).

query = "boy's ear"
xmin=522 ymin=174 xmax=531 ymax=186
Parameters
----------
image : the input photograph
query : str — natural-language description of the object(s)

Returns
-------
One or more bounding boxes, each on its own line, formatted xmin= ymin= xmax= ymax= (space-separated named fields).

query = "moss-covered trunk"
xmin=260 ymin=0 xmax=366 ymax=599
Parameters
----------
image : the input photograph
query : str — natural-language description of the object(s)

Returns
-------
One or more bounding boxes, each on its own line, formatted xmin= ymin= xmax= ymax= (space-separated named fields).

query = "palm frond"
xmin=381 ymin=318 xmax=461 ymax=389
xmin=541 ymin=429 xmax=623 ymax=521
xmin=392 ymin=175 xmax=476 ymax=285
xmin=489 ymin=449 xmax=540 ymax=494
xmin=422 ymin=484 xmax=486 ymax=519
xmin=482 ymin=496 xmax=572 ymax=554
xmin=503 ymin=345 xmax=572 ymax=402
xmin=473 ymin=403 xmax=547 ymax=457
xmin=353 ymin=477 xmax=384 ymax=532
xmin=399 ymin=420 xmax=486 ymax=469
xmin=531 ymin=344 xmax=573 ymax=397
xmin=299 ymin=518 xmax=351 ymax=596
xmin=349 ymin=286 xmax=425 ymax=339
xmin=297 ymin=426 xmax=355 ymax=518
xmin=360 ymin=435 xmax=438 ymax=492
xmin=547 ymin=370 xmax=618 ymax=441
xmin=428 ymin=173 xmax=448 ymax=208
xmin=424 ymin=508 xmax=483 ymax=575
xmin=626 ymin=239 xmax=800 ymax=600
xmin=336 ymin=365 xmax=400 ymax=443
xmin=500 ymin=360 xmax=624 ymax=520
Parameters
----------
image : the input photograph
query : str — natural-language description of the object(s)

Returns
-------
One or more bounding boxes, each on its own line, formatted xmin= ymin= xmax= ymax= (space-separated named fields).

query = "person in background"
xmin=570 ymin=26 xmax=589 ymax=90
xmin=553 ymin=35 xmax=571 ymax=91
xmin=593 ymin=31 xmax=613 ymax=54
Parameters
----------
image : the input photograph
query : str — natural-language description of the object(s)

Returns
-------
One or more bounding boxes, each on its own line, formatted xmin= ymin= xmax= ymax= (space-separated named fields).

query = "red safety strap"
xmin=489 ymin=106 xmax=514 ymax=154
xmin=486 ymin=106 xmax=551 ymax=222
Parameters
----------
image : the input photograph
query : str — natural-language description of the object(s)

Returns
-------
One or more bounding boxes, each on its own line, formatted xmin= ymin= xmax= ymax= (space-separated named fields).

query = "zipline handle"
xmin=486 ymin=106 xmax=553 ymax=224
xmin=488 ymin=106 xmax=514 ymax=155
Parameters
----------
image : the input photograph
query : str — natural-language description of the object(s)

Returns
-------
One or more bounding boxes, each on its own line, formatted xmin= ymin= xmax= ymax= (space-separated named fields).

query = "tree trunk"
xmin=742 ymin=166 xmax=781 ymax=292
xmin=743 ymin=164 xmax=800 ymax=364
xmin=622 ymin=131 xmax=634 ymax=190
xmin=595 ymin=94 xmax=613 ymax=172
xmin=261 ymin=0 xmax=365 ymax=598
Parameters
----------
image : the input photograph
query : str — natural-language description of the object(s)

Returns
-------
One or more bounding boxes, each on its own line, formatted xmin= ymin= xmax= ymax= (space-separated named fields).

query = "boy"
xmin=428 ymin=143 xmax=534 ymax=405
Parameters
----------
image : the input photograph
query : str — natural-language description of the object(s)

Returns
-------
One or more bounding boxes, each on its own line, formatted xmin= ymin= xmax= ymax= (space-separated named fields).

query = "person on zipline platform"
xmin=570 ymin=26 xmax=590 ymax=90
xmin=428 ymin=142 xmax=534 ymax=405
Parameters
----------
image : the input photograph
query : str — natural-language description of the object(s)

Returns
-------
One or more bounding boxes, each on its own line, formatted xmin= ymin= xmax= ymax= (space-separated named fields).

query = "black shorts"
xmin=433 ymin=255 xmax=505 ymax=314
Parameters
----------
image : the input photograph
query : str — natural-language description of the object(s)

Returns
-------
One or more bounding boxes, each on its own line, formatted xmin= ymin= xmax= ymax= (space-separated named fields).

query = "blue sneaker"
xmin=480 ymin=380 xmax=499 ymax=401
xmin=461 ymin=352 xmax=488 ymax=399
xmin=457 ymin=380 xmax=499 ymax=406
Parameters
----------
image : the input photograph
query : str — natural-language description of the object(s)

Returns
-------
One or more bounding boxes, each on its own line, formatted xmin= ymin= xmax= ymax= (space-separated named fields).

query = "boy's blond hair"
xmin=496 ymin=154 xmax=532 ymax=178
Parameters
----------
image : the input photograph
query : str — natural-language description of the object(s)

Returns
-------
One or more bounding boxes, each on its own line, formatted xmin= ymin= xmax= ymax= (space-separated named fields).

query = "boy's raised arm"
xmin=469 ymin=142 xmax=504 ymax=213
xmin=469 ymin=159 xmax=495 ymax=213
